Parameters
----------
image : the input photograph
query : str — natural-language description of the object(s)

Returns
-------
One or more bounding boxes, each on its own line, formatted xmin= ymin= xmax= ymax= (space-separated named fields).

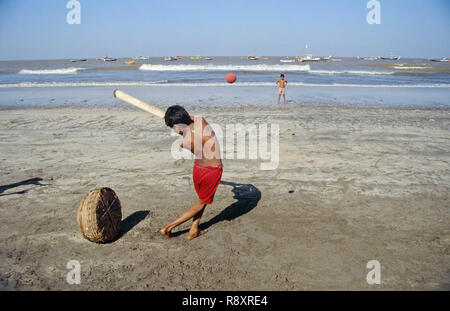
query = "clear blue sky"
xmin=0 ymin=0 xmax=449 ymax=60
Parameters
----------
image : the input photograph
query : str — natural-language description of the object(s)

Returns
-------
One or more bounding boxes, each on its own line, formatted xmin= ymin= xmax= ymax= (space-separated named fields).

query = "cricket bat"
xmin=113 ymin=89 xmax=165 ymax=119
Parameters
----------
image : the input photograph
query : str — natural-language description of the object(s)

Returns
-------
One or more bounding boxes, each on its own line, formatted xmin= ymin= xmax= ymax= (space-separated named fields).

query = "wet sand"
xmin=0 ymin=105 xmax=449 ymax=290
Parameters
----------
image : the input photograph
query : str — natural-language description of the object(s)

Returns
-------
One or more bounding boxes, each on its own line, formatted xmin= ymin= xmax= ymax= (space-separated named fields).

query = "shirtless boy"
xmin=160 ymin=105 xmax=223 ymax=240
xmin=276 ymin=74 xmax=288 ymax=105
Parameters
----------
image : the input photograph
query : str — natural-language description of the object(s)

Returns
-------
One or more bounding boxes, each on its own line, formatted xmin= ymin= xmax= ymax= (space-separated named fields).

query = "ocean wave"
xmin=1 ymin=81 xmax=449 ymax=88
xmin=0 ymin=81 xmax=169 ymax=88
xmin=392 ymin=66 xmax=433 ymax=70
xmin=139 ymin=64 xmax=311 ymax=72
xmin=308 ymin=70 xmax=394 ymax=75
xmin=18 ymin=67 xmax=85 ymax=75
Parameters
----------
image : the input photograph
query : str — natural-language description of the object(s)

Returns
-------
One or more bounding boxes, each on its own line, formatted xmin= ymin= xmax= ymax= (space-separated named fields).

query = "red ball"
xmin=226 ymin=72 xmax=236 ymax=84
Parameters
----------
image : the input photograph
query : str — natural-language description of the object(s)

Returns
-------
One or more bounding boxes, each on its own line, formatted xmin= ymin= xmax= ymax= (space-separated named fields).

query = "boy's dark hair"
xmin=165 ymin=105 xmax=193 ymax=128
xmin=280 ymin=74 xmax=285 ymax=77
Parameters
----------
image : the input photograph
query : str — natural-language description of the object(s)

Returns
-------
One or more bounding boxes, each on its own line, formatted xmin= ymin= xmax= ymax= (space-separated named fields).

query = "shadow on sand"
xmin=118 ymin=210 xmax=150 ymax=239
xmin=0 ymin=177 xmax=50 ymax=197
xmin=171 ymin=180 xmax=261 ymax=237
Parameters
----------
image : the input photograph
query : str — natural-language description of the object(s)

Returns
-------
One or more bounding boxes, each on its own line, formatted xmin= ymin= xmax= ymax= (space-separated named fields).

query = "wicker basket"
xmin=76 ymin=187 xmax=122 ymax=243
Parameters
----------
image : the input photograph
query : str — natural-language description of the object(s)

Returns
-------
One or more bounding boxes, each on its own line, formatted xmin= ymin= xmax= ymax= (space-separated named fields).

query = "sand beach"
xmin=0 ymin=104 xmax=448 ymax=290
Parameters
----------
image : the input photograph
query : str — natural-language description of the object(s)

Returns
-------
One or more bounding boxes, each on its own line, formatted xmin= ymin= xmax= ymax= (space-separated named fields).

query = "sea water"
xmin=0 ymin=57 xmax=449 ymax=108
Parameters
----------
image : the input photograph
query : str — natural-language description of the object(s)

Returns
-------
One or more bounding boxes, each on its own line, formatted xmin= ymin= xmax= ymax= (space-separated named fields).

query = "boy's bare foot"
xmin=187 ymin=229 xmax=208 ymax=240
xmin=160 ymin=227 xmax=172 ymax=239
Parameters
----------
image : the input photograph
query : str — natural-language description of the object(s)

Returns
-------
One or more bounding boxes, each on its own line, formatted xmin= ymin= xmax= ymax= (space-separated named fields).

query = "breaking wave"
xmin=309 ymin=70 xmax=394 ymax=75
xmin=18 ymin=67 xmax=85 ymax=74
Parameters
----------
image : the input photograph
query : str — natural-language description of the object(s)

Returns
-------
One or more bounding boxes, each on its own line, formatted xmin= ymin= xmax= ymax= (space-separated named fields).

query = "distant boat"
xmin=125 ymin=59 xmax=135 ymax=65
xmin=133 ymin=56 xmax=149 ymax=60
xmin=299 ymin=44 xmax=328 ymax=61
xmin=297 ymin=54 xmax=321 ymax=62
xmin=190 ymin=56 xmax=202 ymax=60
xmin=380 ymin=56 xmax=401 ymax=61
xmin=70 ymin=59 xmax=87 ymax=62
xmin=280 ymin=57 xmax=296 ymax=63
xmin=247 ymin=56 xmax=260 ymax=60
xmin=429 ymin=57 xmax=449 ymax=62
xmin=357 ymin=56 xmax=379 ymax=61
xmin=102 ymin=56 xmax=117 ymax=62
xmin=205 ymin=57 xmax=214 ymax=60
xmin=319 ymin=55 xmax=332 ymax=61
xmin=164 ymin=56 xmax=178 ymax=61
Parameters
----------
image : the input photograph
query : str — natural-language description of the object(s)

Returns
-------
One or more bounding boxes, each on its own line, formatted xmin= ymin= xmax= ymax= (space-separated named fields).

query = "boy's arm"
xmin=180 ymin=118 xmax=199 ymax=152
xmin=180 ymin=132 xmax=194 ymax=151
xmin=179 ymin=115 xmax=196 ymax=149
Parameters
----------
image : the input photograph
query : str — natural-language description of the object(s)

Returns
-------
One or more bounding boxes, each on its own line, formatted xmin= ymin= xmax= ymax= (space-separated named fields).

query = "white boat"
xmin=248 ymin=56 xmax=260 ymax=60
xmin=358 ymin=56 xmax=379 ymax=61
xmin=102 ymin=56 xmax=117 ymax=62
xmin=297 ymin=54 xmax=321 ymax=62
xmin=164 ymin=56 xmax=178 ymax=61
xmin=298 ymin=44 xmax=327 ymax=62
xmin=133 ymin=56 xmax=149 ymax=60
xmin=429 ymin=57 xmax=449 ymax=62
xmin=319 ymin=55 xmax=332 ymax=61
xmin=280 ymin=57 xmax=296 ymax=63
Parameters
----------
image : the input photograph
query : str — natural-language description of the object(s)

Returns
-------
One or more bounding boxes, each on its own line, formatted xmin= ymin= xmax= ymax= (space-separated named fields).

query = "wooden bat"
xmin=113 ymin=89 xmax=165 ymax=119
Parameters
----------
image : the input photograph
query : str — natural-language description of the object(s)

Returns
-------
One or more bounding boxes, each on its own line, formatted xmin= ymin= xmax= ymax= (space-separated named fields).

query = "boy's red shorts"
xmin=193 ymin=162 xmax=223 ymax=204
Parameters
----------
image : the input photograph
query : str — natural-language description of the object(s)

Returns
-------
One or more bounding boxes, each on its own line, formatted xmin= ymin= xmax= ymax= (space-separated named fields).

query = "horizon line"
xmin=1 ymin=55 xmax=447 ymax=62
